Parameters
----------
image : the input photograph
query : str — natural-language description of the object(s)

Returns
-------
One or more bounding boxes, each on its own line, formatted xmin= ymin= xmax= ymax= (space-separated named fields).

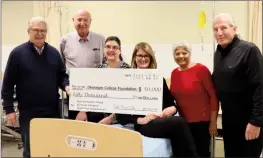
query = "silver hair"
xmin=28 ymin=17 xmax=48 ymax=30
xmin=212 ymin=13 xmax=236 ymax=27
xmin=172 ymin=40 xmax=192 ymax=54
xmin=73 ymin=9 xmax=92 ymax=19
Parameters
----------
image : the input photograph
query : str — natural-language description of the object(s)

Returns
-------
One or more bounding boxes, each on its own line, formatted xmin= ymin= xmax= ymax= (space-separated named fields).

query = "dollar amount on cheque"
xmin=69 ymin=68 xmax=163 ymax=115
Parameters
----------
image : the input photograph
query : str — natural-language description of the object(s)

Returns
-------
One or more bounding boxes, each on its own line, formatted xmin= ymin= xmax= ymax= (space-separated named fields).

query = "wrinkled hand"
xmin=245 ymin=123 xmax=261 ymax=140
xmin=7 ymin=112 xmax=17 ymax=126
xmin=75 ymin=112 xmax=87 ymax=121
xmin=65 ymin=86 xmax=70 ymax=96
xmin=147 ymin=113 xmax=161 ymax=120
xmin=99 ymin=116 xmax=113 ymax=125
xmin=160 ymin=106 xmax=177 ymax=118
xmin=209 ymin=121 xmax=218 ymax=136
xmin=138 ymin=113 xmax=160 ymax=125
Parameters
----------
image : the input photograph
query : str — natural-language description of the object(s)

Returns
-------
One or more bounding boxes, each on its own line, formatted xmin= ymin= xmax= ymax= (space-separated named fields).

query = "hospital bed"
xmin=60 ymin=93 xmax=173 ymax=157
xmin=3 ymin=88 xmax=213 ymax=157
xmin=1 ymin=100 xmax=23 ymax=149
xmin=30 ymin=118 xmax=173 ymax=157
xmin=113 ymin=124 xmax=172 ymax=157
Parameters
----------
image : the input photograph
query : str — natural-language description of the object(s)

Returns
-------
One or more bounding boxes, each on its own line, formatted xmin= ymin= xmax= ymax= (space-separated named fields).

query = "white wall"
xmin=2 ymin=1 xmax=249 ymax=45
xmin=61 ymin=1 xmax=248 ymax=44
xmin=2 ymin=1 xmax=33 ymax=44
xmin=2 ymin=1 xmax=249 ymax=77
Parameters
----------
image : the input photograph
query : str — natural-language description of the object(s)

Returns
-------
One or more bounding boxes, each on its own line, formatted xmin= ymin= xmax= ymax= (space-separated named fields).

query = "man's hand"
xmin=7 ymin=112 xmax=17 ymax=126
xmin=65 ymin=86 xmax=70 ymax=96
xmin=245 ymin=123 xmax=261 ymax=140
xmin=209 ymin=121 xmax=218 ymax=136
xmin=160 ymin=106 xmax=177 ymax=118
xmin=75 ymin=112 xmax=87 ymax=121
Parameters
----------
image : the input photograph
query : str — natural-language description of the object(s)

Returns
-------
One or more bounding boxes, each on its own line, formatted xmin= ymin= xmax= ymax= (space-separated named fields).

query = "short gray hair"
xmin=172 ymin=40 xmax=192 ymax=54
xmin=73 ymin=9 xmax=92 ymax=19
xmin=28 ymin=17 xmax=48 ymax=30
xmin=212 ymin=13 xmax=236 ymax=27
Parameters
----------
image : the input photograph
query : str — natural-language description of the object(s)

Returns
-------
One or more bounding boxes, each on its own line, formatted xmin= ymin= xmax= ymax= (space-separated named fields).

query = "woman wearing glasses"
xmin=101 ymin=42 xmax=198 ymax=157
xmin=98 ymin=36 xmax=130 ymax=68
xmin=86 ymin=36 xmax=131 ymax=123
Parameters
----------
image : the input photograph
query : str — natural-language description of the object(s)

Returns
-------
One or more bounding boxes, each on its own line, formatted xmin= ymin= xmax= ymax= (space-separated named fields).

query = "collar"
xmin=34 ymin=45 xmax=44 ymax=53
xmin=76 ymin=32 xmax=91 ymax=42
xmin=216 ymin=35 xmax=240 ymax=53
xmin=105 ymin=60 xmax=124 ymax=68
xmin=28 ymin=41 xmax=47 ymax=53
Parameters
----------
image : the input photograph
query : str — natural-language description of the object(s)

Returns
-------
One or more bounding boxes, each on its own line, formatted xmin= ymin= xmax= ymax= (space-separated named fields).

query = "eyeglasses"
xmin=105 ymin=45 xmax=119 ymax=51
xmin=135 ymin=55 xmax=150 ymax=60
xmin=29 ymin=29 xmax=47 ymax=34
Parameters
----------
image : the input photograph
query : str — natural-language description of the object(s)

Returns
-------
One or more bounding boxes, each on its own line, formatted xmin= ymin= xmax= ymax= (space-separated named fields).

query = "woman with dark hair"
xmin=99 ymin=36 xmax=126 ymax=67
xmin=86 ymin=36 xmax=130 ymax=123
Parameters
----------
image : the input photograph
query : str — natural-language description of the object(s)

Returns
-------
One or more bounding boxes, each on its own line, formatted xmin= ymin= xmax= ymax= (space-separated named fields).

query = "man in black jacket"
xmin=212 ymin=13 xmax=263 ymax=157
xmin=1 ymin=17 xmax=70 ymax=158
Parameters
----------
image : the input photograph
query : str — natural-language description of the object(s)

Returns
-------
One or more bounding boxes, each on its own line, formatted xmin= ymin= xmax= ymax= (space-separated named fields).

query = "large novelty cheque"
xmin=69 ymin=68 xmax=163 ymax=115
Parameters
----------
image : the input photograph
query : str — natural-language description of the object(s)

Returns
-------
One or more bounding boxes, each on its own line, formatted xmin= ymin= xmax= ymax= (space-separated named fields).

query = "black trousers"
xmin=19 ymin=116 xmax=31 ymax=158
xmin=137 ymin=116 xmax=198 ymax=157
xmin=222 ymin=118 xmax=262 ymax=157
xmin=188 ymin=121 xmax=211 ymax=157
xmin=19 ymin=112 xmax=60 ymax=158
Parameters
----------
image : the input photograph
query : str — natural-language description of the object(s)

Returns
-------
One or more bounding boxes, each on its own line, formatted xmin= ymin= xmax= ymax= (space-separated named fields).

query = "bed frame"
xmin=30 ymin=118 xmax=143 ymax=157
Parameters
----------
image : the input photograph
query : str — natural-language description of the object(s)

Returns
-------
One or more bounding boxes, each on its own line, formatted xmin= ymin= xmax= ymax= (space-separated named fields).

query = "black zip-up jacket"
xmin=212 ymin=35 xmax=263 ymax=127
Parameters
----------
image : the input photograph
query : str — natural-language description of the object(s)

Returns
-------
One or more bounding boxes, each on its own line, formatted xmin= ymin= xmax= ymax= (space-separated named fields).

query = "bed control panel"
xmin=65 ymin=135 xmax=97 ymax=150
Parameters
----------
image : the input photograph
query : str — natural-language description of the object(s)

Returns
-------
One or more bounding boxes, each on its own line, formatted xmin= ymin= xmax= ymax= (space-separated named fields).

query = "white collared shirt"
xmin=60 ymin=31 xmax=105 ymax=74
xmin=34 ymin=46 xmax=44 ymax=55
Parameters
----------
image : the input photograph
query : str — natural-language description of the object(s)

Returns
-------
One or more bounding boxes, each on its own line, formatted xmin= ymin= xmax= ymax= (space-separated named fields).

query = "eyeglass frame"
xmin=135 ymin=54 xmax=151 ymax=60
xmin=104 ymin=45 xmax=120 ymax=51
xmin=29 ymin=28 xmax=47 ymax=34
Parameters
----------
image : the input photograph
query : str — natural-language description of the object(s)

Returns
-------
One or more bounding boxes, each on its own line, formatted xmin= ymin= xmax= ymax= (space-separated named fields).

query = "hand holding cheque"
xmin=69 ymin=68 xmax=163 ymax=115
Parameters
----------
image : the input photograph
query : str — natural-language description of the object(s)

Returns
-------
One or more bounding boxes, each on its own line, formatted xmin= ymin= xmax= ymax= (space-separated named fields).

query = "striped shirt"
xmin=34 ymin=46 xmax=44 ymax=55
xmin=60 ymin=31 xmax=105 ymax=74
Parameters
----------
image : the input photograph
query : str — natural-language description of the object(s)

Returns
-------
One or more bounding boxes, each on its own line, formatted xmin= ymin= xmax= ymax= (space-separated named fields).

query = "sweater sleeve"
xmin=246 ymin=46 xmax=263 ymax=127
xmin=198 ymin=65 xmax=219 ymax=112
xmin=116 ymin=114 xmax=141 ymax=125
xmin=162 ymin=78 xmax=176 ymax=109
xmin=56 ymin=50 xmax=69 ymax=91
xmin=1 ymin=49 xmax=19 ymax=114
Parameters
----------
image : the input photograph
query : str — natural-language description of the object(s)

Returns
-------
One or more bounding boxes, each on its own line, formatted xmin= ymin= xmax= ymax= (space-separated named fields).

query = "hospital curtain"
xmin=248 ymin=1 xmax=262 ymax=52
xmin=32 ymin=1 xmax=70 ymax=49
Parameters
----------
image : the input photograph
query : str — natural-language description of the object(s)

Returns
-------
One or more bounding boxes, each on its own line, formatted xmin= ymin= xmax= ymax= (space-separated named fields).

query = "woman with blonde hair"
xmin=115 ymin=42 xmax=198 ymax=157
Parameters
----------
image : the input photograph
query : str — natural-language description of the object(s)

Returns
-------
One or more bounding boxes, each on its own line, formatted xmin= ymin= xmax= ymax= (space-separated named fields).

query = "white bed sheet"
xmin=113 ymin=124 xmax=173 ymax=157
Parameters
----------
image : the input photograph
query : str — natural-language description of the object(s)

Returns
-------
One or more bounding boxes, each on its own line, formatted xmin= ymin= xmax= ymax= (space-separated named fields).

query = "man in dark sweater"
xmin=212 ymin=13 xmax=263 ymax=157
xmin=1 ymin=17 xmax=70 ymax=158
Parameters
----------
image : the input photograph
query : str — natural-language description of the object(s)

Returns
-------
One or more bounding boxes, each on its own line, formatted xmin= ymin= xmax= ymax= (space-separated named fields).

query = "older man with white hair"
xmin=60 ymin=9 xmax=105 ymax=122
xmin=212 ymin=13 xmax=263 ymax=157
xmin=1 ymin=17 xmax=70 ymax=158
